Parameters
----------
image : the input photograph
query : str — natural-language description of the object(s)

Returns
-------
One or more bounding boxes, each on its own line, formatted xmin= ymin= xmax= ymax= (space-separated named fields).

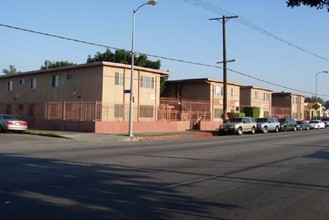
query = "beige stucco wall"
xmin=0 ymin=65 xmax=103 ymax=104
xmin=240 ymin=87 xmax=272 ymax=117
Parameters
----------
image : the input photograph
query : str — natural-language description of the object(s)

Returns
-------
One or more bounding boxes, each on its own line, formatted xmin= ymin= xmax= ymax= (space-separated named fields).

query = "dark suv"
xmin=321 ymin=117 xmax=329 ymax=128
xmin=278 ymin=117 xmax=297 ymax=132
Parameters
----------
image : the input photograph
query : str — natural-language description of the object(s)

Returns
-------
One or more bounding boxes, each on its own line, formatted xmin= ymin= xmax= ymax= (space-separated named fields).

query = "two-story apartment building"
xmin=271 ymin=92 xmax=305 ymax=120
xmin=0 ymin=61 xmax=170 ymax=133
xmin=240 ymin=86 xmax=273 ymax=118
xmin=162 ymin=78 xmax=241 ymax=130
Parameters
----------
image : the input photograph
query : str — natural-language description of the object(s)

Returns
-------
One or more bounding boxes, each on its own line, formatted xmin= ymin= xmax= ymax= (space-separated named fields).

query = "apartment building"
xmin=0 ymin=61 xmax=170 ymax=133
xmin=163 ymin=78 xmax=241 ymax=130
xmin=271 ymin=92 xmax=305 ymax=120
xmin=240 ymin=86 xmax=273 ymax=117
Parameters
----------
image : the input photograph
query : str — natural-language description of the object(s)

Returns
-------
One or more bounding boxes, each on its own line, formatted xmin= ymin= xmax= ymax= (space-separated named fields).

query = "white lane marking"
xmin=162 ymin=173 xmax=225 ymax=189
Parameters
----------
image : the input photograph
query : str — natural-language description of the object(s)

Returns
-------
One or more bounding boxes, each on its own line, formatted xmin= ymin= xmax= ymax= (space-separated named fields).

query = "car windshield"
xmin=279 ymin=118 xmax=286 ymax=123
xmin=309 ymin=120 xmax=318 ymax=123
xmin=227 ymin=118 xmax=243 ymax=123
xmin=296 ymin=121 xmax=304 ymax=124
xmin=256 ymin=118 xmax=268 ymax=122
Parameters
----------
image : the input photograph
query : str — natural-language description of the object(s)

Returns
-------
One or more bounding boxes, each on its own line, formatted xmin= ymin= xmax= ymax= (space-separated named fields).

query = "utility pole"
xmin=210 ymin=15 xmax=238 ymax=121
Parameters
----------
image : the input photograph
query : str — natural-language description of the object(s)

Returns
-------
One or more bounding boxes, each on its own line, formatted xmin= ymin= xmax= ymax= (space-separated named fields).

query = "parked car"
xmin=296 ymin=120 xmax=310 ymax=131
xmin=256 ymin=117 xmax=280 ymax=133
xmin=0 ymin=114 xmax=28 ymax=132
xmin=220 ymin=117 xmax=256 ymax=135
xmin=278 ymin=117 xmax=297 ymax=132
xmin=308 ymin=120 xmax=326 ymax=129
xmin=321 ymin=117 xmax=329 ymax=128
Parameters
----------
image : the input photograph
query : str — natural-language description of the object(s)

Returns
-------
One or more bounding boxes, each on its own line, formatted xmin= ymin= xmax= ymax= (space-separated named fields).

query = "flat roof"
xmin=240 ymin=85 xmax=274 ymax=92
xmin=166 ymin=78 xmax=241 ymax=86
xmin=0 ymin=61 xmax=170 ymax=79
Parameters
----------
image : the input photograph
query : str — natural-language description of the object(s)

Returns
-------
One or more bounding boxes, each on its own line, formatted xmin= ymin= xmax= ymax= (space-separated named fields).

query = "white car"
xmin=0 ymin=114 xmax=28 ymax=132
xmin=308 ymin=120 xmax=326 ymax=130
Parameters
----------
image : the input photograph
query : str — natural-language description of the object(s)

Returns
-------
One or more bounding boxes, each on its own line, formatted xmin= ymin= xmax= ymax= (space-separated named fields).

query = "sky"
xmin=0 ymin=0 xmax=328 ymax=99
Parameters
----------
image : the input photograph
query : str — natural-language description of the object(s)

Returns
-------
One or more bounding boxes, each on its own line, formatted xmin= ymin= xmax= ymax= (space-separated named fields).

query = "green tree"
xmin=2 ymin=65 xmax=18 ymax=75
xmin=305 ymin=96 xmax=324 ymax=104
xmin=286 ymin=0 xmax=329 ymax=11
xmin=87 ymin=49 xmax=161 ymax=70
xmin=41 ymin=60 xmax=75 ymax=70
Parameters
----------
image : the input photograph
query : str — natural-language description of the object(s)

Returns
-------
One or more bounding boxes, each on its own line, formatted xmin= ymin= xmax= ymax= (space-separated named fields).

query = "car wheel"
xmin=237 ymin=127 xmax=243 ymax=135
xmin=293 ymin=126 xmax=297 ymax=131
xmin=275 ymin=126 xmax=279 ymax=133
xmin=317 ymin=125 xmax=320 ymax=130
xmin=283 ymin=126 xmax=287 ymax=132
xmin=306 ymin=126 xmax=309 ymax=130
xmin=251 ymin=127 xmax=256 ymax=135
xmin=262 ymin=126 xmax=268 ymax=134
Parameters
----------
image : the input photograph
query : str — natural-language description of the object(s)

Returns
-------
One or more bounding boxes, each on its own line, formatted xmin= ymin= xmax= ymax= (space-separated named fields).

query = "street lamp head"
xmin=147 ymin=0 xmax=158 ymax=6
xmin=323 ymin=71 xmax=329 ymax=73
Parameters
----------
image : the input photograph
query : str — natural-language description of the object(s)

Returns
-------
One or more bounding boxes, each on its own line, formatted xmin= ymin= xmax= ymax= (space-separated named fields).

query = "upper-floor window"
xmin=66 ymin=73 xmax=74 ymax=80
xmin=263 ymin=93 xmax=270 ymax=101
xmin=115 ymin=72 xmax=124 ymax=86
xmin=52 ymin=75 xmax=59 ymax=88
xmin=31 ymin=78 xmax=37 ymax=89
xmin=255 ymin=91 xmax=259 ymax=99
xmin=19 ymin=79 xmax=25 ymax=86
xmin=140 ymin=76 xmax=154 ymax=89
xmin=7 ymin=80 xmax=13 ymax=91
xmin=215 ymin=86 xmax=223 ymax=96
xmin=230 ymin=87 xmax=235 ymax=97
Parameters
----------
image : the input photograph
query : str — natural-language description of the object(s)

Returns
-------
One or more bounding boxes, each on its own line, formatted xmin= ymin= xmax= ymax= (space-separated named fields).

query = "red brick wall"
xmin=95 ymin=121 xmax=192 ymax=134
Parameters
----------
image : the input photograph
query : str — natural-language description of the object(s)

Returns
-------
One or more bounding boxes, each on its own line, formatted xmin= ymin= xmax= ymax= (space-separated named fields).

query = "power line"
xmin=185 ymin=0 xmax=329 ymax=61
xmin=0 ymin=23 xmax=327 ymax=97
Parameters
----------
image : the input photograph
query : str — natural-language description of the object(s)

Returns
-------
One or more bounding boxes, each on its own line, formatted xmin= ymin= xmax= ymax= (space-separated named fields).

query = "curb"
xmin=140 ymin=132 xmax=214 ymax=141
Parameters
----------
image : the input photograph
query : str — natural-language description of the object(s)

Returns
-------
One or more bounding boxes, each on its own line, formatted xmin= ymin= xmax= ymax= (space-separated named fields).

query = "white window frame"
xmin=115 ymin=72 xmax=124 ymax=86
xmin=140 ymin=76 xmax=154 ymax=89
xmin=7 ymin=80 xmax=13 ymax=91
xmin=52 ymin=75 xmax=59 ymax=88
xmin=31 ymin=78 xmax=37 ymax=89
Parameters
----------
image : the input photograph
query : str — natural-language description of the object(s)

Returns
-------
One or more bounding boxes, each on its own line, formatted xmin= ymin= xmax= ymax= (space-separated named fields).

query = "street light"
xmin=128 ymin=0 xmax=158 ymax=138
xmin=315 ymin=70 xmax=329 ymax=103
xmin=315 ymin=70 xmax=328 ymax=118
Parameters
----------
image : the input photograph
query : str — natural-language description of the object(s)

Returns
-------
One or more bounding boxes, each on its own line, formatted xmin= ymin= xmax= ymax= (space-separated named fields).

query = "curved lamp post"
xmin=315 ymin=70 xmax=328 ymax=118
xmin=129 ymin=0 xmax=158 ymax=138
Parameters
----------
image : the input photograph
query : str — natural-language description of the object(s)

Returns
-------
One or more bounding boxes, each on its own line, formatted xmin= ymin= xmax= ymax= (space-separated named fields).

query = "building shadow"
xmin=0 ymin=153 xmax=239 ymax=220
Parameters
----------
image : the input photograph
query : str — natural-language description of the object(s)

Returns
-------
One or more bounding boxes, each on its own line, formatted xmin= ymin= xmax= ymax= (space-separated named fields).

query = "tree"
xmin=324 ymin=100 xmax=329 ymax=109
xmin=40 ymin=60 xmax=75 ymax=70
xmin=2 ymin=65 xmax=18 ymax=75
xmin=286 ymin=0 xmax=329 ymax=11
xmin=305 ymin=96 xmax=324 ymax=104
xmin=87 ymin=49 xmax=161 ymax=70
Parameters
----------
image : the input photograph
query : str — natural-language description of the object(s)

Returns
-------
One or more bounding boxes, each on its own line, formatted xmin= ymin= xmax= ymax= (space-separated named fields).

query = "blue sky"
xmin=1 ymin=0 xmax=328 ymax=99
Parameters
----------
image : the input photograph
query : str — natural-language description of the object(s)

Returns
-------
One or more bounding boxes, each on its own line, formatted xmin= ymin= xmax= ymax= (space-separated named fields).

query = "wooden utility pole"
xmin=210 ymin=15 xmax=238 ymax=121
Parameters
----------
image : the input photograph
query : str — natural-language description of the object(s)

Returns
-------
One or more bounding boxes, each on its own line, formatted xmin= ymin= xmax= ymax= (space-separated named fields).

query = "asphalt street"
xmin=1 ymin=130 xmax=329 ymax=220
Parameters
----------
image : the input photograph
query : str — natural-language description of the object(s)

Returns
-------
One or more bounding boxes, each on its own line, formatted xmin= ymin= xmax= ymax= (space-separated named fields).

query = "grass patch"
xmin=24 ymin=129 xmax=71 ymax=138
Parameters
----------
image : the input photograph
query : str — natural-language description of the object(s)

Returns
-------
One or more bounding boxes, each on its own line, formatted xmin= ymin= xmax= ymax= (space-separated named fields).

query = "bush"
xmin=243 ymin=106 xmax=260 ymax=119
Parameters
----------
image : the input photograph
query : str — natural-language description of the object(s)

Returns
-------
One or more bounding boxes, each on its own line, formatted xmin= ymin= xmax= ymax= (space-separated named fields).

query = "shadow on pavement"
xmin=0 ymin=153 xmax=239 ymax=220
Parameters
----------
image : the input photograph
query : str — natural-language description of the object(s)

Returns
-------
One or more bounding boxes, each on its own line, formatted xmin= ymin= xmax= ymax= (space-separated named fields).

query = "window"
xmin=114 ymin=104 xmax=124 ymax=117
xmin=264 ymin=93 xmax=270 ymax=101
xmin=140 ymin=76 xmax=154 ymax=89
xmin=140 ymin=105 xmax=154 ymax=118
xmin=255 ymin=91 xmax=259 ymax=99
xmin=52 ymin=75 xmax=59 ymax=88
xmin=115 ymin=72 xmax=124 ymax=86
xmin=215 ymin=86 xmax=222 ymax=96
xmin=214 ymin=108 xmax=223 ymax=118
xmin=7 ymin=80 xmax=13 ymax=91
xmin=66 ymin=74 xmax=74 ymax=80
xmin=31 ymin=78 xmax=37 ymax=89
xmin=230 ymin=88 xmax=235 ymax=97
xmin=19 ymin=79 xmax=25 ymax=85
